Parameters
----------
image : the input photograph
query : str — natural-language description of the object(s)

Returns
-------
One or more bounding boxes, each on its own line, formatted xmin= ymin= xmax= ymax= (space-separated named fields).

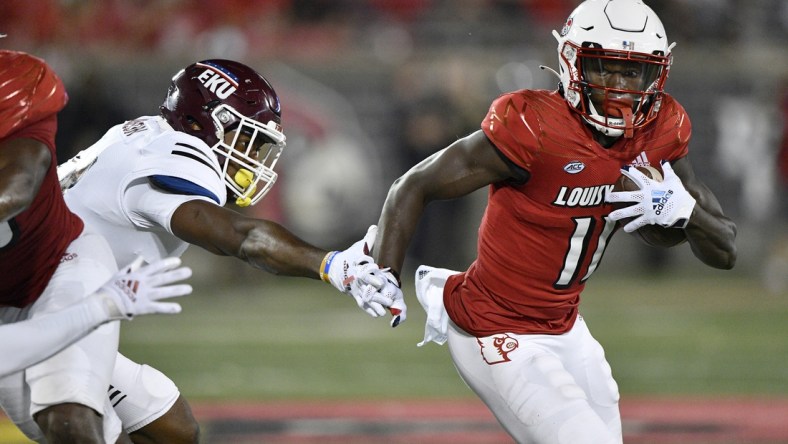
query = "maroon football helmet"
xmin=160 ymin=59 xmax=286 ymax=206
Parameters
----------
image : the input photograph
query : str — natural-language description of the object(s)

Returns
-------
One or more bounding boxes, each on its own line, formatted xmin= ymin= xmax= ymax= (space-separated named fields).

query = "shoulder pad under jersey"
xmin=131 ymin=124 xmax=227 ymax=206
xmin=482 ymin=90 xmax=576 ymax=171
xmin=0 ymin=51 xmax=68 ymax=139
xmin=655 ymin=94 xmax=692 ymax=145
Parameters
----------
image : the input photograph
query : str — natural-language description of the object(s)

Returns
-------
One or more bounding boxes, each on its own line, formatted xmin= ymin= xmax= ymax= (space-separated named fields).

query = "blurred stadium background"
xmin=1 ymin=0 xmax=787 ymax=442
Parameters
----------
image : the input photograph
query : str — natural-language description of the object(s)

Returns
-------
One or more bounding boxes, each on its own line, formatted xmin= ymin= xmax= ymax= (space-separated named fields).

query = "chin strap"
xmin=621 ymin=107 xmax=634 ymax=138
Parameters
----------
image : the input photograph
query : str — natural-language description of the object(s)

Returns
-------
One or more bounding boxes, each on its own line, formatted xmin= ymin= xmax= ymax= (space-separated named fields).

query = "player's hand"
xmin=354 ymin=262 xmax=408 ymax=327
xmin=322 ymin=225 xmax=390 ymax=317
xmin=360 ymin=268 xmax=408 ymax=327
xmin=322 ymin=225 xmax=378 ymax=295
xmin=606 ymin=161 xmax=696 ymax=232
xmin=57 ymin=145 xmax=102 ymax=190
xmin=99 ymin=257 xmax=193 ymax=320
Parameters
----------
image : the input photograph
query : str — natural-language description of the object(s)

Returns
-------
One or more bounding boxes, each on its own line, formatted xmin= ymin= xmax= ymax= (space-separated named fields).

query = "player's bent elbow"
xmin=387 ymin=174 xmax=427 ymax=207
xmin=714 ymin=248 xmax=737 ymax=270
xmin=696 ymin=237 xmax=737 ymax=270
xmin=716 ymin=223 xmax=738 ymax=270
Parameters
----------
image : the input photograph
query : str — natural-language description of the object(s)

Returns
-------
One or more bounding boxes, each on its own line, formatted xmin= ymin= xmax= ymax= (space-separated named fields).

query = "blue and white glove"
xmin=99 ymin=257 xmax=193 ymax=320
xmin=321 ymin=225 xmax=392 ymax=318
xmin=606 ymin=162 xmax=696 ymax=232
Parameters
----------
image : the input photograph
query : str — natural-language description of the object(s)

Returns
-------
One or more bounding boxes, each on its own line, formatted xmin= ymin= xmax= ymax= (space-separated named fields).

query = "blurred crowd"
xmin=3 ymin=1 xmax=786 ymax=55
xmin=1 ymin=0 xmax=786 ymax=279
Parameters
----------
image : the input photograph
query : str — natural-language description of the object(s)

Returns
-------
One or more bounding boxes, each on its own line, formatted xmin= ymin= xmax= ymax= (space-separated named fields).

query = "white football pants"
xmin=0 ymin=230 xmax=123 ymax=443
xmin=417 ymin=265 xmax=622 ymax=444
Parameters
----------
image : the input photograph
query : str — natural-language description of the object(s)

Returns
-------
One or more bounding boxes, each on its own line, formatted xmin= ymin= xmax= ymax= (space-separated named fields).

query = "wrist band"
xmin=320 ymin=251 xmax=338 ymax=283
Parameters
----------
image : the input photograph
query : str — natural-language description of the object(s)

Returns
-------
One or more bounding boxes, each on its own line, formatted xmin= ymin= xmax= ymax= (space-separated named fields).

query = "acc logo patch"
xmin=563 ymin=160 xmax=585 ymax=174
xmin=477 ymin=333 xmax=519 ymax=365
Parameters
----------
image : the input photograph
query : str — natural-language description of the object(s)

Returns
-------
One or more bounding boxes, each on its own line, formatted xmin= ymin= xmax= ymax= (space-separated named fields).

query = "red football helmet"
xmin=160 ymin=59 xmax=285 ymax=206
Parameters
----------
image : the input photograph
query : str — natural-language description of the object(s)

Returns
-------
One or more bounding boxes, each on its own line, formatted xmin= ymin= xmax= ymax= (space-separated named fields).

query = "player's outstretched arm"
xmin=0 ymin=257 xmax=192 ymax=378
xmin=320 ymin=225 xmax=407 ymax=325
xmin=169 ymin=201 xmax=403 ymax=322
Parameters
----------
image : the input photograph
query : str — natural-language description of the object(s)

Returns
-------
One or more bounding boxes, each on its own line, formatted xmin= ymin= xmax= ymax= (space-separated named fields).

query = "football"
xmin=611 ymin=165 xmax=688 ymax=248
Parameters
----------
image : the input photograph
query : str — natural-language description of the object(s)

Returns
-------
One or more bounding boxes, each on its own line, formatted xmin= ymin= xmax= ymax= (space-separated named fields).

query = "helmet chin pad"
xmin=603 ymin=97 xmax=634 ymax=118
xmin=603 ymin=97 xmax=635 ymax=138
xmin=585 ymin=100 xmax=631 ymax=139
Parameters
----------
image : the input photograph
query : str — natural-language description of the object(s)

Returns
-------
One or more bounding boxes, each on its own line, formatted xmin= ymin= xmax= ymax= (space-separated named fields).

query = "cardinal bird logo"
xmin=477 ymin=333 xmax=519 ymax=365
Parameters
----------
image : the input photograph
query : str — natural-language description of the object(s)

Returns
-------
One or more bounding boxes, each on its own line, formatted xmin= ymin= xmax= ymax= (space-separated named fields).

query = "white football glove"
xmin=57 ymin=142 xmax=106 ymax=190
xmin=606 ymin=161 xmax=696 ymax=233
xmin=357 ymin=265 xmax=408 ymax=327
xmin=98 ymin=257 xmax=193 ymax=320
xmin=321 ymin=225 xmax=389 ymax=317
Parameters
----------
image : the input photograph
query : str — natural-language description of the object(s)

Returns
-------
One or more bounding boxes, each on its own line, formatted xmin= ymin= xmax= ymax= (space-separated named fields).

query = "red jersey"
xmin=444 ymin=89 xmax=691 ymax=336
xmin=0 ymin=50 xmax=84 ymax=308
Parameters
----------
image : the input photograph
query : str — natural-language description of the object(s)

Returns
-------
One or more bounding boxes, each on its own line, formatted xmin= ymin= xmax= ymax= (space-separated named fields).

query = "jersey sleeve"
xmin=481 ymin=92 xmax=539 ymax=172
xmin=0 ymin=51 xmax=68 ymax=140
xmin=4 ymin=114 xmax=58 ymax=153
xmin=665 ymin=96 xmax=692 ymax=160
xmin=644 ymin=94 xmax=692 ymax=162
xmin=133 ymin=132 xmax=227 ymax=207
xmin=124 ymin=180 xmax=214 ymax=234
xmin=121 ymin=131 xmax=227 ymax=232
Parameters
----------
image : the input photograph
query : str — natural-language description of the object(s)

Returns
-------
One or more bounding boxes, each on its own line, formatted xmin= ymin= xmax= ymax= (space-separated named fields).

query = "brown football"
xmin=611 ymin=165 xmax=687 ymax=248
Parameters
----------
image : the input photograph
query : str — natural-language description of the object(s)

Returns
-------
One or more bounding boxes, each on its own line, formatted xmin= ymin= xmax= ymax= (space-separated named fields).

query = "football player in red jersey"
xmin=0 ymin=49 xmax=135 ymax=443
xmin=372 ymin=1 xmax=736 ymax=443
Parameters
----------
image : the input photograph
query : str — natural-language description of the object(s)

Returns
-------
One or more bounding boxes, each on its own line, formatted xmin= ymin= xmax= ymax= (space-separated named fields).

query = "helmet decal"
xmin=560 ymin=16 xmax=573 ymax=36
xmin=195 ymin=62 xmax=239 ymax=100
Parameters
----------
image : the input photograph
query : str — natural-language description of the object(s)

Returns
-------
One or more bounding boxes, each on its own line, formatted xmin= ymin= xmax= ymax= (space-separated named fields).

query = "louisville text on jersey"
xmin=552 ymin=184 xmax=615 ymax=208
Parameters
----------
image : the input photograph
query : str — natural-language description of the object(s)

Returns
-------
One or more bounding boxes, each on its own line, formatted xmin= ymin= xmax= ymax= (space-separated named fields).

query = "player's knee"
xmin=162 ymin=396 xmax=200 ymax=444
xmin=160 ymin=407 xmax=200 ymax=444
xmin=129 ymin=396 xmax=200 ymax=444
xmin=35 ymin=403 xmax=104 ymax=443
xmin=174 ymin=418 xmax=200 ymax=444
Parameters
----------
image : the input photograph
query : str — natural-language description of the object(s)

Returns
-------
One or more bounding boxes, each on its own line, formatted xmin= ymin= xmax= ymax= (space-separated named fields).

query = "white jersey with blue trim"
xmin=64 ymin=115 xmax=227 ymax=267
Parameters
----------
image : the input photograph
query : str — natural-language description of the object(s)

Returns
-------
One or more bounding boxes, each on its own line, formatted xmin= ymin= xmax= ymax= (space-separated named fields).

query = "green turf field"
xmin=118 ymin=262 xmax=788 ymax=402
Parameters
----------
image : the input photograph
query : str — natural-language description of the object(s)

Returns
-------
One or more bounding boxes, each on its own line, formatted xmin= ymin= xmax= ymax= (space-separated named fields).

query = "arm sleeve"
xmin=0 ymin=295 xmax=110 ymax=377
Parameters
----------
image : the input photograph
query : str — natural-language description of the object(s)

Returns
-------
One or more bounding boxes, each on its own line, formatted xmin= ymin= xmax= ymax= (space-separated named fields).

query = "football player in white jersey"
xmin=60 ymin=59 xmax=406 ymax=443
xmin=0 ymin=257 xmax=192 ymax=378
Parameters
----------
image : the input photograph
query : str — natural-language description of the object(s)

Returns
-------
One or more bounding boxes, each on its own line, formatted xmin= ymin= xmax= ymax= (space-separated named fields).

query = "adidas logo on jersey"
xmin=630 ymin=151 xmax=650 ymax=168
